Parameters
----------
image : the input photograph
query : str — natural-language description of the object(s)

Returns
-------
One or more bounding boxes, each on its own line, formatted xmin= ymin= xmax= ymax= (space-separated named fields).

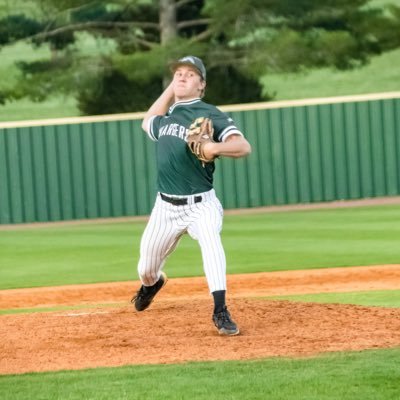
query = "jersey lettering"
xmin=159 ymin=123 xmax=188 ymax=140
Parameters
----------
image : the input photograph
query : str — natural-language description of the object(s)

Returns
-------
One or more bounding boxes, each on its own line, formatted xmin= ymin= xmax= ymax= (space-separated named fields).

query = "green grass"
xmin=1 ymin=348 xmax=399 ymax=399
xmin=268 ymin=289 xmax=400 ymax=308
xmin=1 ymin=204 xmax=400 ymax=290
xmin=0 ymin=302 xmax=125 ymax=316
xmin=0 ymin=221 xmax=143 ymax=289
xmin=0 ymin=96 xmax=79 ymax=121
xmin=262 ymin=47 xmax=400 ymax=101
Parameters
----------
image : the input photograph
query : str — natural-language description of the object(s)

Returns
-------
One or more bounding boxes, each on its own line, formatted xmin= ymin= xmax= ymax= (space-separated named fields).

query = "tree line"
xmin=0 ymin=0 xmax=399 ymax=115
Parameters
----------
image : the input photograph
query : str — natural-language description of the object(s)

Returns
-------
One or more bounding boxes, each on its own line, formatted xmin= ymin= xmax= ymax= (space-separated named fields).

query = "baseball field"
xmin=1 ymin=199 xmax=400 ymax=399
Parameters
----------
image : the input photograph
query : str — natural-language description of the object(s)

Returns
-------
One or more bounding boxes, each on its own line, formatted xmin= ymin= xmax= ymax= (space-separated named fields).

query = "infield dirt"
xmin=1 ymin=265 xmax=400 ymax=375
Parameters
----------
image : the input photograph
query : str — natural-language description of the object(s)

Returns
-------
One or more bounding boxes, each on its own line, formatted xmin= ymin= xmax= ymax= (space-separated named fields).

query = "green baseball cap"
xmin=171 ymin=56 xmax=206 ymax=80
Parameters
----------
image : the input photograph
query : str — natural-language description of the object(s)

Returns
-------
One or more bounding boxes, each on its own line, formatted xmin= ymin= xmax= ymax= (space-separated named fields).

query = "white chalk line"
xmin=57 ymin=310 xmax=111 ymax=317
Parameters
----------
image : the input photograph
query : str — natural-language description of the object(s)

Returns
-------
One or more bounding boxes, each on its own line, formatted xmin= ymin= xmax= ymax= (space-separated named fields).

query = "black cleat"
xmin=131 ymin=272 xmax=167 ymax=311
xmin=212 ymin=306 xmax=240 ymax=336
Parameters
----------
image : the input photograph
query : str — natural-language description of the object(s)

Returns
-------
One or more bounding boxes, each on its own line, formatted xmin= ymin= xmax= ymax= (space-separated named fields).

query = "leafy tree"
xmin=0 ymin=0 xmax=399 ymax=114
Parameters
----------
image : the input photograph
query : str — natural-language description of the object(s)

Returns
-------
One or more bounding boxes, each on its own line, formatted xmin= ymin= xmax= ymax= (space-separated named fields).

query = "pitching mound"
xmin=1 ymin=265 xmax=400 ymax=375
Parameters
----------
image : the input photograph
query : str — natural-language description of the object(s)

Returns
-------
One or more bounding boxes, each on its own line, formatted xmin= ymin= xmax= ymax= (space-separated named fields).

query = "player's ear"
xmin=197 ymin=78 xmax=206 ymax=98
xmin=199 ymin=80 xmax=206 ymax=91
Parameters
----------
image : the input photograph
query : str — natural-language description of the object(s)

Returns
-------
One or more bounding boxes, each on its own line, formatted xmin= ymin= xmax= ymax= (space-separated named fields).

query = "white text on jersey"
xmin=159 ymin=123 xmax=188 ymax=140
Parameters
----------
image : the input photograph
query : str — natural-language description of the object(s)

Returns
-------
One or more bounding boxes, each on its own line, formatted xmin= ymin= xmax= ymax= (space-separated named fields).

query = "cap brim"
xmin=170 ymin=61 xmax=204 ymax=78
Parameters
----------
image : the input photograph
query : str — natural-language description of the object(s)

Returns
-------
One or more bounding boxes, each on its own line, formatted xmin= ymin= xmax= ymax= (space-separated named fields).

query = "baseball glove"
xmin=186 ymin=117 xmax=215 ymax=164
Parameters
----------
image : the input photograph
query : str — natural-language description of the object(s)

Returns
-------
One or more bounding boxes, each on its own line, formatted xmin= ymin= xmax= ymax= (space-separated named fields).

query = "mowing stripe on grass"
xmin=1 ymin=348 xmax=399 ymax=400
xmin=0 ymin=302 xmax=125 ymax=316
xmin=1 ymin=204 xmax=400 ymax=290
xmin=266 ymin=289 xmax=400 ymax=308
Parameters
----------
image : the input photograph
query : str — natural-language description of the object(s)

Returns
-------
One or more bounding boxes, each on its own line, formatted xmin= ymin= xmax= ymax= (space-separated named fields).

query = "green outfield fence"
xmin=0 ymin=92 xmax=400 ymax=224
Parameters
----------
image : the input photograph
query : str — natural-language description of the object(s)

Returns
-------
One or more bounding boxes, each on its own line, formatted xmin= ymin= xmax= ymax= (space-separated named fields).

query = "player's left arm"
xmin=201 ymin=109 xmax=251 ymax=159
xmin=203 ymin=134 xmax=251 ymax=159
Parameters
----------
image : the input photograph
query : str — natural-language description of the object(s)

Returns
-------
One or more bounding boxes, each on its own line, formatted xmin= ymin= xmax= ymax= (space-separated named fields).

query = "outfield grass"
xmin=1 ymin=348 xmax=399 ymax=399
xmin=0 ymin=204 xmax=399 ymax=290
xmin=268 ymin=289 xmax=400 ymax=308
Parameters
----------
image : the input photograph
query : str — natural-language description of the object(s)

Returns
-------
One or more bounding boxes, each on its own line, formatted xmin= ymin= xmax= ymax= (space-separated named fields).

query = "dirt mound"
xmin=1 ymin=265 xmax=400 ymax=375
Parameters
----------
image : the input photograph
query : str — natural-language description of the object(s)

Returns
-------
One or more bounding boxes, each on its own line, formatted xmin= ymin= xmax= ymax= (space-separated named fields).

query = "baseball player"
xmin=131 ymin=55 xmax=251 ymax=336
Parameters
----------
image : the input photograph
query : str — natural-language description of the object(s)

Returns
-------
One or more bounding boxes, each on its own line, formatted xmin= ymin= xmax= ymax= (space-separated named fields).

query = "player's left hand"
xmin=186 ymin=117 xmax=215 ymax=163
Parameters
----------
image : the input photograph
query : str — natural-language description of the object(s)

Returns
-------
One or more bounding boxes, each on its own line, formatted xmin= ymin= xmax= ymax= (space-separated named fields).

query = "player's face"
xmin=173 ymin=66 xmax=206 ymax=100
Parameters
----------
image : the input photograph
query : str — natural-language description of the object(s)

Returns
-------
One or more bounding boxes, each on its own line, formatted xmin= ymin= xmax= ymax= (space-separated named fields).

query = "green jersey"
xmin=146 ymin=98 xmax=242 ymax=195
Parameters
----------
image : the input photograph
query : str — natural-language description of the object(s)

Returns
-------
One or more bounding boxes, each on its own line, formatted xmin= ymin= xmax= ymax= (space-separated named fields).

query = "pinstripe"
xmin=137 ymin=190 xmax=226 ymax=292
xmin=138 ymin=201 xmax=162 ymax=284
xmin=138 ymin=197 xmax=185 ymax=285
xmin=187 ymin=197 xmax=225 ymax=292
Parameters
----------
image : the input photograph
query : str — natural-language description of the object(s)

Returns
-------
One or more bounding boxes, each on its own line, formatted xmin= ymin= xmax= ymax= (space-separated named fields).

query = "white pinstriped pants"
xmin=137 ymin=189 xmax=226 ymax=293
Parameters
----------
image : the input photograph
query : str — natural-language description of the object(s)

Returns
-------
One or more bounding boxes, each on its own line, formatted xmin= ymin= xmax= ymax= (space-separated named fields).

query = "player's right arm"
xmin=141 ymin=82 xmax=175 ymax=133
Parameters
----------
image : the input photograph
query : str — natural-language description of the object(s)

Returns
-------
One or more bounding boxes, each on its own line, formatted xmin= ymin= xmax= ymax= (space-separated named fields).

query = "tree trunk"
xmin=159 ymin=0 xmax=177 ymax=44
xmin=159 ymin=0 xmax=178 ymax=87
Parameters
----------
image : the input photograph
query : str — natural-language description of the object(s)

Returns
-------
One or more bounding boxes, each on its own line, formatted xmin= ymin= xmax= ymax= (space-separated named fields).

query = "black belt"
xmin=160 ymin=193 xmax=202 ymax=206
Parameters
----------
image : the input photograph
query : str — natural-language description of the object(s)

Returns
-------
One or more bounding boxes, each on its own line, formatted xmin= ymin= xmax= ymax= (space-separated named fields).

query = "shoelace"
xmin=131 ymin=287 xmax=145 ymax=303
xmin=132 ymin=279 xmax=163 ymax=303
xmin=217 ymin=310 xmax=232 ymax=323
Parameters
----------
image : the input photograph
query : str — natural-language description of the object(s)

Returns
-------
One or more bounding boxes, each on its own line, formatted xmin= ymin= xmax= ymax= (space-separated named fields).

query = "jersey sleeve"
xmin=145 ymin=115 xmax=163 ymax=141
xmin=210 ymin=108 xmax=243 ymax=143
